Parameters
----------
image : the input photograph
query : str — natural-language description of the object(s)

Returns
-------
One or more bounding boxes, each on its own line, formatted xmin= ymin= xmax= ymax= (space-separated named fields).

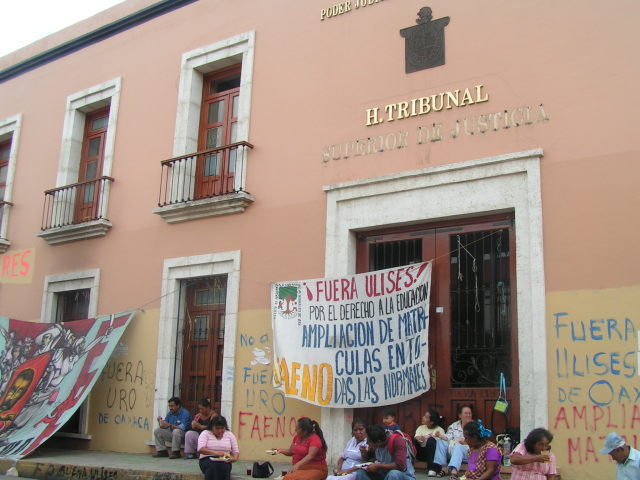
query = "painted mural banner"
xmin=271 ymin=262 xmax=431 ymax=408
xmin=0 ymin=311 xmax=135 ymax=458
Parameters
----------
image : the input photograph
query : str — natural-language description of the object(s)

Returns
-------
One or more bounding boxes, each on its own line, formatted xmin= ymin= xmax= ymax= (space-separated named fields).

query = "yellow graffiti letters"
xmin=276 ymin=358 xmax=333 ymax=405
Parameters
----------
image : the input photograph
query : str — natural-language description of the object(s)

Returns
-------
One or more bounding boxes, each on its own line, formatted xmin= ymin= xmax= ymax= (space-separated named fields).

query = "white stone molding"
xmin=38 ymin=219 xmax=112 ymax=245
xmin=43 ymin=78 xmax=121 ymax=240
xmin=152 ymin=191 xmax=254 ymax=223
xmin=154 ymin=250 xmax=241 ymax=433
xmin=154 ymin=31 xmax=255 ymax=221
xmin=321 ymin=149 xmax=547 ymax=462
xmin=41 ymin=268 xmax=100 ymax=436
xmin=0 ymin=113 xmax=23 ymax=251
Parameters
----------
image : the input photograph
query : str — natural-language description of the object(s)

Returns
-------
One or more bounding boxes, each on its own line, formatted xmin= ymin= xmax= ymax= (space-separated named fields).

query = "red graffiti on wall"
xmin=553 ymin=404 xmax=640 ymax=431
xmin=237 ymin=411 xmax=298 ymax=440
xmin=564 ymin=434 xmax=639 ymax=465
xmin=553 ymin=404 xmax=640 ymax=464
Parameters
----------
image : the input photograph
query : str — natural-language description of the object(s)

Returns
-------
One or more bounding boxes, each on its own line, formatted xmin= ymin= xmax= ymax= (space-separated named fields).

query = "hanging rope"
xmin=457 ymin=234 xmax=481 ymax=312
xmin=132 ymin=229 xmax=506 ymax=319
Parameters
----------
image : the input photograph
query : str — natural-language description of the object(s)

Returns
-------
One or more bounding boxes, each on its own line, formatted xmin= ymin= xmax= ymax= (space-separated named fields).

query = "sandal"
xmin=436 ymin=471 xmax=447 ymax=478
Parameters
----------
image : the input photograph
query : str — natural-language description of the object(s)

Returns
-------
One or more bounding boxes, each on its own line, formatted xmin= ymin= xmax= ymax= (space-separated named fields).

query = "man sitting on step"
xmin=152 ymin=396 xmax=192 ymax=459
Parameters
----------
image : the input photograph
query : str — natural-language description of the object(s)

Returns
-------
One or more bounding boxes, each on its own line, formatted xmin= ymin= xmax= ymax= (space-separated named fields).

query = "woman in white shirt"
xmin=433 ymin=405 xmax=474 ymax=476
xmin=414 ymin=409 xmax=446 ymax=477
xmin=326 ymin=419 xmax=368 ymax=480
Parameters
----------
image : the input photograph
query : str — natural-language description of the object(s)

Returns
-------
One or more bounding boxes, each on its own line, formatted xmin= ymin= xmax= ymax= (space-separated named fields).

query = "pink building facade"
xmin=0 ymin=1 xmax=638 ymax=478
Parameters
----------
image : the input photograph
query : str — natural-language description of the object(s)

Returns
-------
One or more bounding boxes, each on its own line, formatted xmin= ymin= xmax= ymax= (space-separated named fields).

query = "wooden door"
xmin=180 ymin=277 xmax=227 ymax=414
xmin=354 ymin=215 xmax=519 ymax=438
xmin=75 ymin=108 xmax=109 ymax=222
xmin=355 ymin=229 xmax=437 ymax=436
xmin=195 ymin=67 xmax=240 ymax=199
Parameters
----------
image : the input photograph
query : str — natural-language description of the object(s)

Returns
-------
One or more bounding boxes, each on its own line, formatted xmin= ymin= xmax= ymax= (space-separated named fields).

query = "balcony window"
xmin=38 ymin=79 xmax=121 ymax=245
xmin=0 ymin=139 xmax=11 ymax=233
xmin=153 ymin=31 xmax=255 ymax=224
xmin=0 ymin=114 xmax=21 ymax=253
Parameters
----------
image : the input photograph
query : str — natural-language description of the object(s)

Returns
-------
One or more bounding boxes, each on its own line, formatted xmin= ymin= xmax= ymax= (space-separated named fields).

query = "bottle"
xmin=502 ymin=436 xmax=511 ymax=467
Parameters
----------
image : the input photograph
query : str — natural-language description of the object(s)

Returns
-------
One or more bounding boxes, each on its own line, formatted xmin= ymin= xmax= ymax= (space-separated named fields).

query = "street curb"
xmin=0 ymin=458 xmax=202 ymax=480
xmin=0 ymin=457 xmax=292 ymax=480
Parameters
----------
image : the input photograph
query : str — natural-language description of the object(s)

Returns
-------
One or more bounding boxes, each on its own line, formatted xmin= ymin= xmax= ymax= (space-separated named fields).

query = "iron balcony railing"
xmin=157 ymin=141 xmax=253 ymax=208
xmin=41 ymin=176 xmax=114 ymax=230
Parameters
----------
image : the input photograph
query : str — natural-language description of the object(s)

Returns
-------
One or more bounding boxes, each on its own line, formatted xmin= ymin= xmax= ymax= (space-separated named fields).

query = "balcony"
xmin=0 ymin=201 xmax=13 ymax=253
xmin=38 ymin=176 xmax=113 ymax=245
xmin=153 ymin=141 xmax=254 ymax=223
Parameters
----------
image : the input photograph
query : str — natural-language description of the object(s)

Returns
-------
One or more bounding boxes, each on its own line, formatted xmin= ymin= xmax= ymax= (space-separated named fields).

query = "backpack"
xmin=387 ymin=430 xmax=417 ymax=459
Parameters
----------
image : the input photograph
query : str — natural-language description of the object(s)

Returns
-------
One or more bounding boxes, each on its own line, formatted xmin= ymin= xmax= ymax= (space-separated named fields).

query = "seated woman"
xmin=433 ymin=405 xmax=474 ymax=475
xmin=197 ymin=416 xmax=239 ymax=480
xmin=510 ymin=428 xmax=558 ymax=480
xmin=414 ymin=409 xmax=446 ymax=477
xmin=449 ymin=421 xmax=500 ymax=480
xmin=184 ymin=398 xmax=217 ymax=459
xmin=273 ymin=417 xmax=328 ymax=480
xmin=327 ymin=419 xmax=368 ymax=480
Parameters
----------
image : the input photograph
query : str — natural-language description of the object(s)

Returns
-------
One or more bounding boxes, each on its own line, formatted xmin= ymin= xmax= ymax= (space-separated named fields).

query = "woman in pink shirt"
xmin=197 ymin=416 xmax=240 ymax=480
xmin=510 ymin=428 xmax=558 ymax=480
xmin=274 ymin=417 xmax=328 ymax=480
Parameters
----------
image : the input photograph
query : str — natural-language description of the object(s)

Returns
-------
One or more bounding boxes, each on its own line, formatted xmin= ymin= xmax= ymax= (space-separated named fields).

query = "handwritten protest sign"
xmin=271 ymin=262 xmax=431 ymax=407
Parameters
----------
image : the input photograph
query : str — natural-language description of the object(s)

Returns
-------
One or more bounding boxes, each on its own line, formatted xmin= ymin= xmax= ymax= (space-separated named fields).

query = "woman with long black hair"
xmin=273 ymin=417 xmax=328 ymax=480
xmin=197 ymin=416 xmax=239 ymax=480
xmin=184 ymin=398 xmax=217 ymax=459
xmin=449 ymin=421 xmax=500 ymax=480
xmin=510 ymin=428 xmax=559 ymax=480
xmin=414 ymin=409 xmax=446 ymax=476
xmin=327 ymin=419 xmax=368 ymax=480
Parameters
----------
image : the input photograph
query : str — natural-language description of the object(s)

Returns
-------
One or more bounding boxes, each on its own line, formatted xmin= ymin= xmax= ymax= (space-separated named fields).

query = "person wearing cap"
xmin=599 ymin=432 xmax=640 ymax=480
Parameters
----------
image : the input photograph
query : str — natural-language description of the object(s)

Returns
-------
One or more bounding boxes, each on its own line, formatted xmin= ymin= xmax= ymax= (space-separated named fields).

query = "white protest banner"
xmin=271 ymin=262 xmax=431 ymax=408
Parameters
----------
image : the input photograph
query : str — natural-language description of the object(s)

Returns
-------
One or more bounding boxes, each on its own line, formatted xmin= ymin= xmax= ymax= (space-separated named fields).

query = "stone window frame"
xmin=38 ymin=78 xmax=121 ymax=244
xmin=153 ymin=31 xmax=255 ymax=223
xmin=41 ymin=268 xmax=100 ymax=438
xmin=320 ymin=149 xmax=547 ymax=460
xmin=0 ymin=113 xmax=23 ymax=252
xmin=154 ymin=251 xmax=240 ymax=430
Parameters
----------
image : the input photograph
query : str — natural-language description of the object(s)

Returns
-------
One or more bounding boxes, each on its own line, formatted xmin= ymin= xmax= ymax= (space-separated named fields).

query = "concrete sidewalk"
xmin=0 ymin=449 xmax=291 ymax=480
xmin=0 ymin=449 xmax=520 ymax=480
